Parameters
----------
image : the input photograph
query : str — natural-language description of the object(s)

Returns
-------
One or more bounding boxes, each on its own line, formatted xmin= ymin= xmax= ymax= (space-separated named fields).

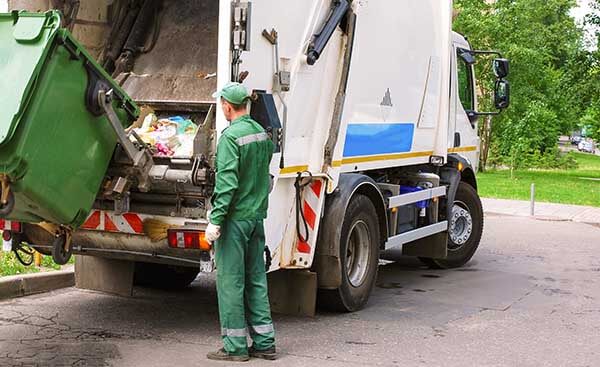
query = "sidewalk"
xmin=0 ymin=266 xmax=74 ymax=300
xmin=482 ymin=198 xmax=600 ymax=225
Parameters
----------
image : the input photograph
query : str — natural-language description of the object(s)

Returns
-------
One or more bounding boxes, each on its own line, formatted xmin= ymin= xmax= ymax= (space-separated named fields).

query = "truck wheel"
xmin=320 ymin=195 xmax=380 ymax=312
xmin=420 ymin=182 xmax=483 ymax=269
xmin=134 ymin=262 xmax=199 ymax=289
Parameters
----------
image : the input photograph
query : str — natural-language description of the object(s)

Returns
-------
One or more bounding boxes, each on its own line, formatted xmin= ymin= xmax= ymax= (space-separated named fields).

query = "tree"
xmin=454 ymin=0 xmax=595 ymax=170
xmin=580 ymin=0 xmax=600 ymax=141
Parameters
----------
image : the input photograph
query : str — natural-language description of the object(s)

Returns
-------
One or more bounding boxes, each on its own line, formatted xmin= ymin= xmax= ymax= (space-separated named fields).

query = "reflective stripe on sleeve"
xmin=221 ymin=327 xmax=248 ymax=338
xmin=236 ymin=132 xmax=269 ymax=146
xmin=249 ymin=324 xmax=275 ymax=335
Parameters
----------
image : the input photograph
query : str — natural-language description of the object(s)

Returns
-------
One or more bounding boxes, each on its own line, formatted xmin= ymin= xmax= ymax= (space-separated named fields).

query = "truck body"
xmin=3 ymin=0 xmax=509 ymax=311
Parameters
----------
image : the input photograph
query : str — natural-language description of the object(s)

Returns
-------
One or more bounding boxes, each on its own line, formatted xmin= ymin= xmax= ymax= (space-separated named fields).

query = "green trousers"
xmin=215 ymin=219 xmax=275 ymax=356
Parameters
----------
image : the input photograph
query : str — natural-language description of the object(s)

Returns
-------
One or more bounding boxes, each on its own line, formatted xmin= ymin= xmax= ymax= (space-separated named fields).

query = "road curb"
xmin=0 ymin=268 xmax=74 ymax=300
xmin=485 ymin=210 xmax=600 ymax=226
xmin=482 ymin=198 xmax=600 ymax=225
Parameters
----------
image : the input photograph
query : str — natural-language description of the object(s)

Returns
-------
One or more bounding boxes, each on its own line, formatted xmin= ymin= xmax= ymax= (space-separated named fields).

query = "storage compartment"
xmin=0 ymin=11 xmax=138 ymax=227
xmin=396 ymin=205 xmax=419 ymax=234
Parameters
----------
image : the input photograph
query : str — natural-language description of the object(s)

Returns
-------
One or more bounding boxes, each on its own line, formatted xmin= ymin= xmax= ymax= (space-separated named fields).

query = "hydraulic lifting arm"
xmin=98 ymin=89 xmax=154 ymax=192
xmin=306 ymin=0 xmax=350 ymax=66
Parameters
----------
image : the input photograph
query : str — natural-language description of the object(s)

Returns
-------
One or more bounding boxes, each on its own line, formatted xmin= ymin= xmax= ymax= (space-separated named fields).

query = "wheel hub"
xmin=346 ymin=220 xmax=371 ymax=288
xmin=449 ymin=201 xmax=473 ymax=249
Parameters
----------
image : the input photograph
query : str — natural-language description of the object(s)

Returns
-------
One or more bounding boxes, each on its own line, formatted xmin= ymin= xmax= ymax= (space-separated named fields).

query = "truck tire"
xmin=134 ymin=262 xmax=199 ymax=289
xmin=319 ymin=195 xmax=380 ymax=312
xmin=420 ymin=182 xmax=483 ymax=269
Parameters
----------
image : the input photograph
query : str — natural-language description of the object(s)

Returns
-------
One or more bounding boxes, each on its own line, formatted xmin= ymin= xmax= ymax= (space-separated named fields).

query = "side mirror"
xmin=493 ymin=58 xmax=510 ymax=79
xmin=494 ymin=79 xmax=510 ymax=110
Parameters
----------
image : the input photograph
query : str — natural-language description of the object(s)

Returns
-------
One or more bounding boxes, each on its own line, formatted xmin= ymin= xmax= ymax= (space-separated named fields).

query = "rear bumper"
xmin=71 ymin=231 xmax=203 ymax=267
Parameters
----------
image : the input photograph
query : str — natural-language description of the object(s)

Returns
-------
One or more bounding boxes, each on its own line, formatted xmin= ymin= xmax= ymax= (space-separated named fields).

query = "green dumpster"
xmin=0 ymin=11 xmax=138 ymax=227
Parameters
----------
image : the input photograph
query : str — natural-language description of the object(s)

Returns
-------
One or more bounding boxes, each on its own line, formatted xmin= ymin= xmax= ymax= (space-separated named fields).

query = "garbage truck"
xmin=1 ymin=0 xmax=510 ymax=312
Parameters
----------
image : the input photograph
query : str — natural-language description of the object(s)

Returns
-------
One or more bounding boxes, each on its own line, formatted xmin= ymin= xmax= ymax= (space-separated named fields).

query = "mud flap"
xmin=402 ymin=232 xmax=448 ymax=259
xmin=75 ymin=255 xmax=135 ymax=297
xmin=267 ymin=270 xmax=317 ymax=317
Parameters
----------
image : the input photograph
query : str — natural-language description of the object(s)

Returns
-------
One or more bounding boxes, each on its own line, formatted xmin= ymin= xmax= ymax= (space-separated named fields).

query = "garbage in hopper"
xmin=131 ymin=114 xmax=198 ymax=157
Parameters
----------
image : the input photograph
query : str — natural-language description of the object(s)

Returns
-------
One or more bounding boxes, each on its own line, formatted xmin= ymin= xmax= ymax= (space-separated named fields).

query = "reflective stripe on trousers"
xmin=249 ymin=324 xmax=275 ymax=335
xmin=221 ymin=327 xmax=248 ymax=338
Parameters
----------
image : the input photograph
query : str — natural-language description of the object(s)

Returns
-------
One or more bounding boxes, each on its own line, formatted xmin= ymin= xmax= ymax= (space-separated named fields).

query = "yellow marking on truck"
xmin=448 ymin=146 xmax=477 ymax=153
xmin=301 ymin=147 xmax=477 ymax=172
xmin=280 ymin=165 xmax=310 ymax=175
xmin=341 ymin=151 xmax=434 ymax=165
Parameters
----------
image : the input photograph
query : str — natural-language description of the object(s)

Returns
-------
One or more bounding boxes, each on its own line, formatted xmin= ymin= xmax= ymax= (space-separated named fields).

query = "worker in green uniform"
xmin=205 ymin=82 xmax=277 ymax=362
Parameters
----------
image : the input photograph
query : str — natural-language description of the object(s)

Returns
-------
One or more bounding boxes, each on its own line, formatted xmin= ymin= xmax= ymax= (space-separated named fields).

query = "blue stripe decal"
xmin=343 ymin=123 xmax=415 ymax=158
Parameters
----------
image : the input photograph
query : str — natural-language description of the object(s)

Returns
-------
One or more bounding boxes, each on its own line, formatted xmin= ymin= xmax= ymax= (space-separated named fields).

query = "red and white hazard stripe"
xmin=294 ymin=179 xmax=325 ymax=259
xmin=81 ymin=210 xmax=147 ymax=235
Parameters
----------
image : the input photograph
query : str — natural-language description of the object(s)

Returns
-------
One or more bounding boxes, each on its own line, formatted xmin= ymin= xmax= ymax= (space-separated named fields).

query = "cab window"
xmin=457 ymin=52 xmax=475 ymax=112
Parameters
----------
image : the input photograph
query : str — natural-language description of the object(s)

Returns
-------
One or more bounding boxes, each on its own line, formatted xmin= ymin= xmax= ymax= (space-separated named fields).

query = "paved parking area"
xmin=1 ymin=215 xmax=599 ymax=366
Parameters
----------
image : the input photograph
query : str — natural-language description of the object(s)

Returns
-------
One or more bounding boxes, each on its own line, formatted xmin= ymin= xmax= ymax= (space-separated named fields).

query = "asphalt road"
xmin=1 ymin=215 xmax=599 ymax=367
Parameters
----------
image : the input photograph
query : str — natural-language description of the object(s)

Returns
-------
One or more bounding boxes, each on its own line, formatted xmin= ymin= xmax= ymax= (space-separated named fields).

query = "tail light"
xmin=167 ymin=229 xmax=211 ymax=251
xmin=10 ymin=222 xmax=21 ymax=232
xmin=0 ymin=220 xmax=21 ymax=232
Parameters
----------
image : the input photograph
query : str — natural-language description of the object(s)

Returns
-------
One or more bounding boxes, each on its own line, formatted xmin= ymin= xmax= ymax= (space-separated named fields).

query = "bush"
xmin=487 ymin=146 xmax=579 ymax=170
xmin=0 ymin=244 xmax=68 ymax=277
xmin=0 ymin=250 xmax=38 ymax=277
xmin=524 ymin=148 xmax=579 ymax=170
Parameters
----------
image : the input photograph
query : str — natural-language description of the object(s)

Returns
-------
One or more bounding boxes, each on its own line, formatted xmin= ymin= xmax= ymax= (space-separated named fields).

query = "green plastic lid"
xmin=0 ymin=11 xmax=139 ymax=146
xmin=0 ymin=11 xmax=62 ymax=146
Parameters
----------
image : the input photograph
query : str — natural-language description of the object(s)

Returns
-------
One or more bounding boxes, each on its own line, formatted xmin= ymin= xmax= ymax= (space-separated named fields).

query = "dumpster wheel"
xmin=51 ymin=230 xmax=73 ymax=265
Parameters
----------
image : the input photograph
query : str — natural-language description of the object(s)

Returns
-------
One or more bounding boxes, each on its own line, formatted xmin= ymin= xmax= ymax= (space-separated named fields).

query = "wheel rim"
xmin=345 ymin=220 xmax=371 ymax=288
xmin=449 ymin=200 xmax=473 ymax=250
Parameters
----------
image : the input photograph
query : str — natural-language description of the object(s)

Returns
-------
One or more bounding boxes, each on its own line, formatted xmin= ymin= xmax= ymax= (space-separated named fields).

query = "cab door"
xmin=450 ymin=40 xmax=480 ymax=171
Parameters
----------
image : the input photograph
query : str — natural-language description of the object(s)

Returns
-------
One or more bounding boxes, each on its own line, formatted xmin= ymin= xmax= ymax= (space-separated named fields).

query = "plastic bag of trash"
xmin=131 ymin=113 xmax=197 ymax=157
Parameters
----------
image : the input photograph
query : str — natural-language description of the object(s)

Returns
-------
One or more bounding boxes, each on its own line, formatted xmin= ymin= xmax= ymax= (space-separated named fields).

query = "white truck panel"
xmin=334 ymin=0 xmax=453 ymax=173
xmin=216 ymin=0 xmax=455 ymax=271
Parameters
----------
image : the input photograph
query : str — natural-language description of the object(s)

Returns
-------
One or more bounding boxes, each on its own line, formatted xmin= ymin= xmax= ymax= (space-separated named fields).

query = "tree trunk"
xmin=479 ymin=116 xmax=492 ymax=172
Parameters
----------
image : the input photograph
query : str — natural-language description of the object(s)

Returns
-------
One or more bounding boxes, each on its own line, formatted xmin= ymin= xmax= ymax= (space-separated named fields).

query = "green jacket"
xmin=209 ymin=115 xmax=274 ymax=226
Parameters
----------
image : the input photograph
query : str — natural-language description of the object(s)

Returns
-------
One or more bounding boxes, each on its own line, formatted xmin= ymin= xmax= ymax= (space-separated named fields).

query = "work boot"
xmin=206 ymin=348 xmax=249 ymax=362
xmin=249 ymin=346 xmax=278 ymax=360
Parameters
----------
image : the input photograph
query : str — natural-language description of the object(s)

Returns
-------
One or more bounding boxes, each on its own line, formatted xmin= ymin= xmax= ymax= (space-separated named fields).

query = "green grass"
xmin=478 ymin=152 xmax=600 ymax=207
xmin=1 ymin=245 xmax=72 ymax=277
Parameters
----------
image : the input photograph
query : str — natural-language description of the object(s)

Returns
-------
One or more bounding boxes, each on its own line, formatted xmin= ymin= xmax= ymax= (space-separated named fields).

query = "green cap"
xmin=212 ymin=82 xmax=250 ymax=105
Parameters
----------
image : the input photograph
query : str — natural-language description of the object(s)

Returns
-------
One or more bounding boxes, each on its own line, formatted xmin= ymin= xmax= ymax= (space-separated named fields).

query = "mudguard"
xmin=313 ymin=174 xmax=388 ymax=289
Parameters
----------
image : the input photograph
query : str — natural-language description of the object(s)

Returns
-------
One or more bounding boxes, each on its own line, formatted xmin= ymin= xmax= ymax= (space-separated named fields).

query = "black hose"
xmin=142 ymin=2 xmax=162 ymax=54
xmin=294 ymin=171 xmax=313 ymax=243
xmin=12 ymin=243 xmax=34 ymax=266
xmin=264 ymin=246 xmax=272 ymax=272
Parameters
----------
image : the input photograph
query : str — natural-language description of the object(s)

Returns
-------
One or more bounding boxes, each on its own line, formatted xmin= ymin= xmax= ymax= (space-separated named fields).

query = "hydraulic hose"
xmin=294 ymin=172 xmax=313 ymax=243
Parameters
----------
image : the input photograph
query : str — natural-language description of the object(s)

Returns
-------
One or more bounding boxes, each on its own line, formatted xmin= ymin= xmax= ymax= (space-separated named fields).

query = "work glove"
xmin=205 ymin=223 xmax=221 ymax=243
